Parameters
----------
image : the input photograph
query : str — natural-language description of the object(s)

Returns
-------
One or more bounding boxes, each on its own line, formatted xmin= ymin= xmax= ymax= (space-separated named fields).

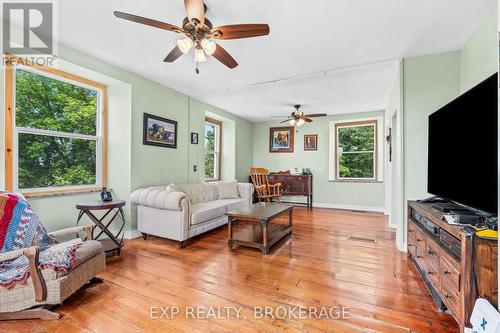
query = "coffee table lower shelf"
xmin=229 ymin=222 xmax=291 ymax=254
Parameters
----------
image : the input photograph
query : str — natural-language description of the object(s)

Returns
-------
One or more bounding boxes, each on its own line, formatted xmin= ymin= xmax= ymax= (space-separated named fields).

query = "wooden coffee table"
xmin=226 ymin=202 xmax=293 ymax=254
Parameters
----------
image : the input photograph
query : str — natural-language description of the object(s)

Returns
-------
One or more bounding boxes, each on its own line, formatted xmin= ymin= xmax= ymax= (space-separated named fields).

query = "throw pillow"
xmin=166 ymin=183 xmax=178 ymax=192
xmin=218 ymin=181 xmax=239 ymax=199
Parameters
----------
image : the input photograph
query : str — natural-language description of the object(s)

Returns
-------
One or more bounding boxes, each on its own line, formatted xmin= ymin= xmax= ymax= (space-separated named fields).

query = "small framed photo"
xmin=269 ymin=126 xmax=294 ymax=153
xmin=191 ymin=132 xmax=199 ymax=144
xmin=143 ymin=113 xmax=177 ymax=149
xmin=304 ymin=134 xmax=318 ymax=151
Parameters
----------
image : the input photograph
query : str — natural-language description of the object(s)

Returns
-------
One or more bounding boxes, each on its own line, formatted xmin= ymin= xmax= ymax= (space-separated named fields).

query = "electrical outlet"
xmin=193 ymin=165 xmax=197 ymax=172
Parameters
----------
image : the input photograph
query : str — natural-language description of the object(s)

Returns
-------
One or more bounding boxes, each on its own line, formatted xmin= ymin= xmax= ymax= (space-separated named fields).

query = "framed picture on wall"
xmin=191 ymin=132 xmax=199 ymax=144
xmin=304 ymin=134 xmax=318 ymax=151
xmin=143 ymin=113 xmax=177 ymax=149
xmin=269 ymin=126 xmax=294 ymax=153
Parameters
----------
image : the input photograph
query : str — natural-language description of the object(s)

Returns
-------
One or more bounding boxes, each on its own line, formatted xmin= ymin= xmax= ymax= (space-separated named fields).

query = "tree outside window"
xmin=7 ymin=66 xmax=106 ymax=192
xmin=336 ymin=121 xmax=377 ymax=180
xmin=204 ymin=117 xmax=221 ymax=180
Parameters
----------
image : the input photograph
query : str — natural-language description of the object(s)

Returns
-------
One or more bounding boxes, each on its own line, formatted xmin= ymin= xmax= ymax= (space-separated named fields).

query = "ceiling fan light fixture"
xmin=177 ymin=37 xmax=193 ymax=54
xmin=201 ymin=39 xmax=216 ymax=56
xmin=194 ymin=48 xmax=207 ymax=62
xmin=289 ymin=119 xmax=297 ymax=126
xmin=296 ymin=119 xmax=305 ymax=127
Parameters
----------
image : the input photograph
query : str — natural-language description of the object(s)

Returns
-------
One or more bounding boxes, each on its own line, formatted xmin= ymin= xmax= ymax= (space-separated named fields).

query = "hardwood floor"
xmin=0 ymin=207 xmax=459 ymax=332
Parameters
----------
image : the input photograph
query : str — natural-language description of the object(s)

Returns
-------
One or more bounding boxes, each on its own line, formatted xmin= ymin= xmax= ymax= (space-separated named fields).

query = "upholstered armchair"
xmin=249 ymin=167 xmax=282 ymax=202
xmin=0 ymin=225 xmax=106 ymax=320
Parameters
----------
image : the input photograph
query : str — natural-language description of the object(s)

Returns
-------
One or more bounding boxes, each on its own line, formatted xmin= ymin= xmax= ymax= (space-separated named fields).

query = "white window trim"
xmin=204 ymin=120 xmax=221 ymax=181
xmin=12 ymin=65 xmax=105 ymax=193
xmin=329 ymin=116 xmax=384 ymax=182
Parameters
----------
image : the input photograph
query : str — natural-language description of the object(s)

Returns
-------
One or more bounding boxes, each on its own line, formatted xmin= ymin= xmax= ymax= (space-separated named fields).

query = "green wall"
xmin=461 ymin=9 xmax=498 ymax=92
xmin=0 ymin=43 xmax=254 ymax=232
xmin=253 ymin=111 xmax=385 ymax=211
xmin=403 ymin=51 xmax=462 ymax=200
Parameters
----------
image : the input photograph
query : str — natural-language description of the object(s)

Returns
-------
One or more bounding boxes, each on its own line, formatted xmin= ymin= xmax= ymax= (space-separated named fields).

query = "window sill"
xmin=329 ymin=179 xmax=382 ymax=184
xmin=22 ymin=187 xmax=104 ymax=199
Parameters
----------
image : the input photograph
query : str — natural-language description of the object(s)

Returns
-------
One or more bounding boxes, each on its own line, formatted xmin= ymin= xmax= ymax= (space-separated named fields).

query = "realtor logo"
xmin=2 ymin=2 xmax=53 ymax=55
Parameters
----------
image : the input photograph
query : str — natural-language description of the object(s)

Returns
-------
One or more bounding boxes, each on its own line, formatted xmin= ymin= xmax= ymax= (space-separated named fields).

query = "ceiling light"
xmin=201 ymin=39 xmax=216 ymax=56
xmin=289 ymin=119 xmax=297 ymax=126
xmin=296 ymin=119 xmax=305 ymax=127
xmin=177 ymin=38 xmax=193 ymax=54
xmin=194 ymin=48 xmax=207 ymax=62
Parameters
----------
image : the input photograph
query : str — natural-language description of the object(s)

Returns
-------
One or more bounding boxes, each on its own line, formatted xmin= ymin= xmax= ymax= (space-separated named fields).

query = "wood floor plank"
xmin=0 ymin=207 xmax=459 ymax=332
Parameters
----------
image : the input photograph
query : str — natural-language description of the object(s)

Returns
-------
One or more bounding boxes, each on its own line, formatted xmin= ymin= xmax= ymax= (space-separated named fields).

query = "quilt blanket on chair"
xmin=0 ymin=193 xmax=78 ymax=288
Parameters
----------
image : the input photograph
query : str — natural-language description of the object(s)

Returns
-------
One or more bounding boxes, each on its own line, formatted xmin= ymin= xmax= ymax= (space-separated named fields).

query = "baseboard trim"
xmin=124 ymin=230 xmax=142 ymax=239
xmin=312 ymin=202 xmax=385 ymax=213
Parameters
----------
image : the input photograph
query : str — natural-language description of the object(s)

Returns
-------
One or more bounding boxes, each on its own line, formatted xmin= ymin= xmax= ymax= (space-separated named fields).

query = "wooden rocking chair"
xmin=249 ymin=168 xmax=282 ymax=203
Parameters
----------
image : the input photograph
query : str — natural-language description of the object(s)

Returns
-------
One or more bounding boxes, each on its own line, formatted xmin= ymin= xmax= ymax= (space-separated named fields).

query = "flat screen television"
xmin=428 ymin=73 xmax=498 ymax=215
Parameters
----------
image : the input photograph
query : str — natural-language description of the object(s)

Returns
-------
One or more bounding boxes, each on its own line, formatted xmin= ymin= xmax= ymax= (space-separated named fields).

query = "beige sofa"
xmin=131 ymin=182 xmax=254 ymax=247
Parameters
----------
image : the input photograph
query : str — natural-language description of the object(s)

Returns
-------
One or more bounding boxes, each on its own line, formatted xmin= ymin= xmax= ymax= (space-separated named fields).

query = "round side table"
xmin=76 ymin=200 xmax=126 ymax=256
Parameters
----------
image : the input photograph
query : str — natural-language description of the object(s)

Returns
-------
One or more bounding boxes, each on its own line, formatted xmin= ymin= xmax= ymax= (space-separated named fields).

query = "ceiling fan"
xmin=113 ymin=0 xmax=270 ymax=73
xmin=272 ymin=105 xmax=327 ymax=127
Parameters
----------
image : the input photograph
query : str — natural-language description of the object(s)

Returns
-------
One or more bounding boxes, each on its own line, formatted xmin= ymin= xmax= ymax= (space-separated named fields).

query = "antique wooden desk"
xmin=268 ymin=172 xmax=313 ymax=208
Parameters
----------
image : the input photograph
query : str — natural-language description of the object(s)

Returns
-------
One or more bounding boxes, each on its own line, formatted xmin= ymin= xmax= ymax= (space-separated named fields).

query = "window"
xmin=5 ymin=63 xmax=107 ymax=194
xmin=204 ymin=117 xmax=222 ymax=181
xmin=335 ymin=120 xmax=377 ymax=181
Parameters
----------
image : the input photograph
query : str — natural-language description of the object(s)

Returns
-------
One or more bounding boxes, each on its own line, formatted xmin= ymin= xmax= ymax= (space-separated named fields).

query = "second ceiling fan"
xmin=114 ymin=0 xmax=270 ymax=73
xmin=273 ymin=105 xmax=327 ymax=127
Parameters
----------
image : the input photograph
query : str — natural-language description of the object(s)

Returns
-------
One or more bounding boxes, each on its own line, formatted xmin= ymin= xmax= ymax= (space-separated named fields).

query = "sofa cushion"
xmin=42 ymin=240 xmax=103 ymax=280
xmin=220 ymin=198 xmax=249 ymax=212
xmin=218 ymin=181 xmax=240 ymax=199
xmin=178 ymin=183 xmax=218 ymax=204
xmin=191 ymin=201 xmax=227 ymax=225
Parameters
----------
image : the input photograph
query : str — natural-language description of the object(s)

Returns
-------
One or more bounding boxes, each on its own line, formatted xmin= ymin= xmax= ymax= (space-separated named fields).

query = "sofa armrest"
xmin=49 ymin=225 xmax=93 ymax=241
xmin=0 ymin=246 xmax=46 ymax=301
xmin=131 ymin=187 xmax=187 ymax=211
xmin=238 ymin=182 xmax=254 ymax=204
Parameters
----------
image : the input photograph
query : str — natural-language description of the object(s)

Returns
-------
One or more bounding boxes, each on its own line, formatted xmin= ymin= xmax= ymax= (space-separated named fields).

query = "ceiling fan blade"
xmin=212 ymin=43 xmax=238 ymax=69
xmin=113 ymin=11 xmax=182 ymax=32
xmin=184 ymin=0 xmax=205 ymax=27
xmin=303 ymin=118 xmax=313 ymax=122
xmin=303 ymin=113 xmax=328 ymax=118
xmin=280 ymin=119 xmax=291 ymax=124
xmin=212 ymin=24 xmax=270 ymax=40
xmin=270 ymin=116 xmax=289 ymax=118
xmin=164 ymin=46 xmax=183 ymax=62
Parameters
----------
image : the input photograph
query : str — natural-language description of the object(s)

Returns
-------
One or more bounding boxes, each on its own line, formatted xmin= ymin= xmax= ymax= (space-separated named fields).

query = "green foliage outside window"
xmin=337 ymin=124 xmax=376 ymax=179
xmin=204 ymin=123 xmax=216 ymax=179
xmin=15 ymin=69 xmax=98 ymax=189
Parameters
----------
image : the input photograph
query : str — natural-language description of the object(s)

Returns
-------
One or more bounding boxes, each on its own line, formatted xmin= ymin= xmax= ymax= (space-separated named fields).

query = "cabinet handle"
xmin=443 ymin=270 xmax=450 ymax=275
xmin=416 ymin=238 xmax=422 ymax=242
xmin=427 ymin=250 xmax=435 ymax=255
xmin=416 ymin=256 xmax=422 ymax=259
xmin=408 ymin=229 xmax=413 ymax=233
xmin=428 ymin=271 xmax=433 ymax=275
xmin=444 ymin=294 xmax=451 ymax=299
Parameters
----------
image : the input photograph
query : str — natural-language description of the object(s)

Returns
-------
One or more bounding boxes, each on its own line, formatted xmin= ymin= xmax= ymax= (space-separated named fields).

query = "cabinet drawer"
xmin=440 ymin=256 xmax=461 ymax=294
xmin=441 ymin=282 xmax=460 ymax=318
xmin=408 ymin=222 xmax=417 ymax=256
xmin=426 ymin=240 xmax=440 ymax=268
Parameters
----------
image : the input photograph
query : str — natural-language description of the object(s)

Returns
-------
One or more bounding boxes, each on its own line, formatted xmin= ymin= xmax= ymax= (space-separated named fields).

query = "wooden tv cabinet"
xmin=407 ymin=201 xmax=497 ymax=331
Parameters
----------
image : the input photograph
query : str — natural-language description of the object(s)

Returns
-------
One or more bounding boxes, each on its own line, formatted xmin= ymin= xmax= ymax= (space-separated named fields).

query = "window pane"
xmin=205 ymin=123 xmax=216 ymax=152
xmin=15 ymin=69 xmax=97 ymax=135
xmin=339 ymin=152 xmax=374 ymax=178
xmin=204 ymin=153 xmax=215 ymax=179
xmin=338 ymin=125 xmax=374 ymax=152
xmin=18 ymin=133 xmax=96 ymax=189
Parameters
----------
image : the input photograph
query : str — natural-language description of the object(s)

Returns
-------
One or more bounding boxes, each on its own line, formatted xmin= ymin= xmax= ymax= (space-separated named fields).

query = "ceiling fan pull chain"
xmin=195 ymin=63 xmax=200 ymax=74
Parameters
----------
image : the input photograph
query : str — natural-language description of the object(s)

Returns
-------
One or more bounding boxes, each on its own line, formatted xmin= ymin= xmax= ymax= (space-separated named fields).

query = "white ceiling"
xmin=55 ymin=0 xmax=495 ymax=122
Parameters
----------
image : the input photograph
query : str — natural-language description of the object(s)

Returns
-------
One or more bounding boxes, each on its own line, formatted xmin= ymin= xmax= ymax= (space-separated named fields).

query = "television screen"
xmin=428 ymin=73 xmax=498 ymax=215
